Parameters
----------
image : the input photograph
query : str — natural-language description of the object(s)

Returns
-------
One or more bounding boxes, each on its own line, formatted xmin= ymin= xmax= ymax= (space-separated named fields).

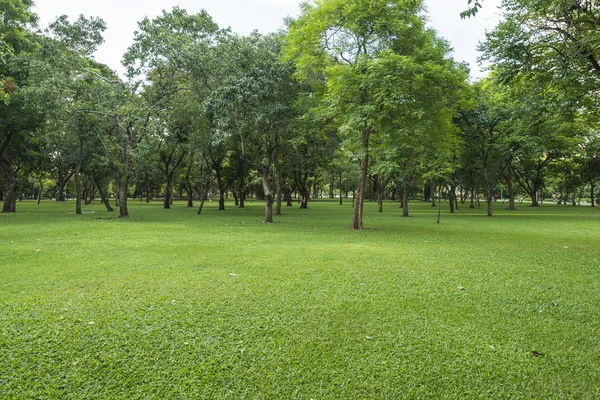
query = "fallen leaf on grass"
xmin=457 ymin=286 xmax=464 ymax=291
xmin=532 ymin=351 xmax=544 ymax=357
xmin=230 ymin=273 xmax=237 ymax=276
xmin=366 ymin=336 xmax=373 ymax=340
xmin=552 ymin=302 xmax=559 ymax=307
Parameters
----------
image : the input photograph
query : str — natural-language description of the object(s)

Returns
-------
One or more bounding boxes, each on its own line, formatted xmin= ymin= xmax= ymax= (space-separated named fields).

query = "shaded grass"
xmin=1 ymin=199 xmax=600 ymax=399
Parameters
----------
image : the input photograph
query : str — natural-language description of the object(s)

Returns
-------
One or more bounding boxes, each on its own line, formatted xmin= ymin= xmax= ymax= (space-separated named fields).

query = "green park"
xmin=1 ymin=0 xmax=600 ymax=398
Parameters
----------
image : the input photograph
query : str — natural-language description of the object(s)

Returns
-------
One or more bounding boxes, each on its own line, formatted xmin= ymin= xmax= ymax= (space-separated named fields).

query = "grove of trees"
xmin=1 ymin=0 xmax=598 ymax=228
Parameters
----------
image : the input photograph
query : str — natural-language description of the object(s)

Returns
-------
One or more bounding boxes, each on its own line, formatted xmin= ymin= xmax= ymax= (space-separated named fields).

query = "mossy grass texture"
xmin=1 ymin=199 xmax=599 ymax=398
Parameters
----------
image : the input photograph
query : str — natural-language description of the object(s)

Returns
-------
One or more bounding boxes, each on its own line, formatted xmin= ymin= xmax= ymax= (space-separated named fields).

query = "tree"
xmin=287 ymin=0 xmax=462 ymax=229
xmin=457 ymin=79 xmax=510 ymax=216
xmin=480 ymin=0 xmax=600 ymax=114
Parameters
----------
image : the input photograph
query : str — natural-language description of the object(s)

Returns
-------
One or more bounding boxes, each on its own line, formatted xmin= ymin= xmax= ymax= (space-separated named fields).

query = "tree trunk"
xmin=37 ymin=177 xmax=43 ymax=205
xmin=275 ymin=163 xmax=282 ymax=216
xmin=55 ymin=169 xmax=74 ymax=202
xmin=118 ymin=177 xmax=129 ymax=218
xmin=329 ymin=174 xmax=334 ymax=199
xmin=339 ymin=172 xmax=343 ymax=205
xmin=530 ymin=183 xmax=540 ymax=207
xmin=448 ymin=186 xmax=455 ymax=214
xmin=437 ymin=186 xmax=442 ymax=224
xmin=145 ymin=177 xmax=151 ymax=203
xmin=431 ymin=183 xmax=437 ymax=207
xmin=402 ymin=185 xmax=409 ymax=217
xmin=482 ymin=160 xmax=493 ymax=217
xmin=164 ymin=173 xmax=173 ymax=209
xmin=1 ymin=157 xmax=17 ymax=213
xmin=469 ymin=187 xmax=475 ymax=209
xmin=94 ymin=177 xmax=114 ymax=212
xmin=377 ymin=179 xmax=383 ymax=213
xmin=197 ymin=182 xmax=207 ymax=215
xmin=505 ymin=168 xmax=515 ymax=210
xmin=424 ymin=184 xmax=431 ymax=203
xmin=261 ymin=166 xmax=274 ymax=223
xmin=351 ymin=127 xmax=370 ymax=230
xmin=75 ymin=166 xmax=82 ymax=215
xmin=84 ymin=179 xmax=95 ymax=205
xmin=186 ymin=164 xmax=194 ymax=208
xmin=591 ymin=183 xmax=596 ymax=207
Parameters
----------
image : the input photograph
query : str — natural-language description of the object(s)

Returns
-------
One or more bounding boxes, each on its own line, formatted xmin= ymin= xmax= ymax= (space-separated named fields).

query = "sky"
xmin=32 ymin=0 xmax=503 ymax=79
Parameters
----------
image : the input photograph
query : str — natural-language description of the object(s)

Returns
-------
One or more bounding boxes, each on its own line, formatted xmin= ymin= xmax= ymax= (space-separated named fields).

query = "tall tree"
xmin=287 ymin=0 xmax=463 ymax=229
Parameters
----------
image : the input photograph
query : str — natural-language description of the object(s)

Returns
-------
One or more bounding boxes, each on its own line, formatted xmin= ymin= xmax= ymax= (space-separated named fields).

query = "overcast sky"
xmin=32 ymin=0 xmax=502 ymax=79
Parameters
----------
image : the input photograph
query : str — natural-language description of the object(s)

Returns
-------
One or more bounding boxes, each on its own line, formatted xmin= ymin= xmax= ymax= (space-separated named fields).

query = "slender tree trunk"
xmin=591 ymin=183 xmax=596 ymax=207
xmin=85 ymin=179 xmax=95 ymax=205
xmin=262 ymin=166 xmax=274 ymax=223
xmin=37 ymin=176 xmax=43 ymax=205
xmin=482 ymin=160 xmax=493 ymax=217
xmin=94 ymin=177 xmax=113 ymax=212
xmin=506 ymin=169 xmax=515 ymax=210
xmin=530 ymin=183 xmax=540 ymax=207
xmin=275 ymin=163 xmax=282 ymax=216
xmin=186 ymin=164 xmax=194 ymax=208
xmin=339 ymin=172 xmax=343 ymax=205
xmin=117 ymin=148 xmax=132 ymax=218
xmin=402 ymin=185 xmax=409 ymax=217
xmin=75 ymin=166 xmax=82 ymax=215
xmin=329 ymin=174 xmax=334 ymax=199
xmin=351 ymin=127 xmax=370 ymax=230
xmin=75 ymin=133 xmax=84 ymax=214
xmin=448 ymin=186 xmax=455 ymax=214
xmin=118 ymin=176 xmax=130 ymax=218
xmin=377 ymin=178 xmax=383 ymax=213
xmin=145 ymin=177 xmax=151 ymax=203
xmin=238 ymin=166 xmax=245 ymax=209
xmin=164 ymin=173 xmax=173 ymax=209
xmin=431 ymin=183 xmax=437 ymax=207
xmin=437 ymin=186 xmax=442 ymax=224
xmin=470 ymin=187 xmax=475 ymax=209
xmin=55 ymin=170 xmax=74 ymax=202
xmin=197 ymin=182 xmax=207 ymax=215
xmin=1 ymin=158 xmax=17 ymax=213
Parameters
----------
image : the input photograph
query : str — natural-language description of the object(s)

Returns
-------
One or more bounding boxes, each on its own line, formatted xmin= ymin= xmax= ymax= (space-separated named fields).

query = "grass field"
xmin=1 ymin=198 xmax=599 ymax=399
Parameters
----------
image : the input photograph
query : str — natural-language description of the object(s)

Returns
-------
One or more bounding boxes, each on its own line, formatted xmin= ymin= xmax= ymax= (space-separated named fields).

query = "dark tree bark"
xmin=329 ymin=173 xmax=334 ymax=199
xmin=275 ymin=163 xmax=282 ymax=216
xmin=262 ymin=167 xmax=274 ymax=223
xmin=402 ymin=185 xmax=409 ymax=217
xmin=55 ymin=169 xmax=74 ymax=202
xmin=351 ymin=125 xmax=370 ymax=230
xmin=37 ymin=176 xmax=43 ymax=205
xmin=1 ymin=155 xmax=17 ymax=213
xmin=482 ymin=156 xmax=493 ymax=217
xmin=448 ymin=185 xmax=455 ymax=214
xmin=339 ymin=172 xmax=343 ymax=205
xmin=505 ymin=166 xmax=515 ymax=210
xmin=94 ymin=177 xmax=114 ymax=212
xmin=74 ymin=132 xmax=85 ymax=215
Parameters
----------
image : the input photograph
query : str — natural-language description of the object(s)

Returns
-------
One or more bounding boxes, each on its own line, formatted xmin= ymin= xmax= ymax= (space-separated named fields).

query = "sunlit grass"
xmin=1 ymin=199 xmax=599 ymax=398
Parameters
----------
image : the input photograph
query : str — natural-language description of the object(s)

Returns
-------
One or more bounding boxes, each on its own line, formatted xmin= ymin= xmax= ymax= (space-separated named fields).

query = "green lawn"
xmin=1 ymin=199 xmax=599 ymax=399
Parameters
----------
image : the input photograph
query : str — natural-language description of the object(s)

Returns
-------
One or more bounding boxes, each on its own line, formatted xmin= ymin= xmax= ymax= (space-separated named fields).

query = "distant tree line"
xmin=1 ymin=0 xmax=598 ymax=228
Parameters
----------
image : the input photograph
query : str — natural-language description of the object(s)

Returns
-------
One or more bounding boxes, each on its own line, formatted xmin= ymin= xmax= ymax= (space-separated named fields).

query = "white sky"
xmin=32 ymin=0 xmax=502 ymax=79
